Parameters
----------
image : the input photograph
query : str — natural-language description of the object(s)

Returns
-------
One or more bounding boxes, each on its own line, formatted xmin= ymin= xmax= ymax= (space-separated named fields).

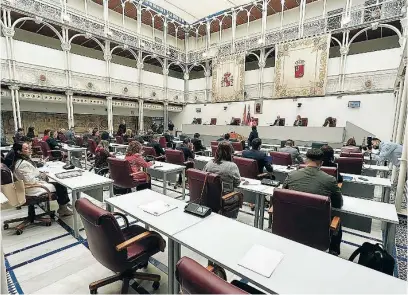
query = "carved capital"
xmin=34 ymin=16 xmax=43 ymax=24
xmin=371 ymin=22 xmax=379 ymax=30
xmin=65 ymin=90 xmax=74 ymax=96
xmin=106 ymin=96 xmax=113 ymax=101
xmin=61 ymin=42 xmax=71 ymax=52
xmin=258 ymin=60 xmax=266 ymax=69
xmin=204 ymin=71 xmax=211 ymax=78
xmin=163 ymin=69 xmax=169 ymax=75
xmin=137 ymin=62 xmax=144 ymax=69
xmin=184 ymin=73 xmax=189 ymax=80
xmin=2 ymin=27 xmax=14 ymax=37
xmin=8 ymin=85 xmax=19 ymax=91
xmin=339 ymin=46 xmax=349 ymax=55
xmin=85 ymin=32 xmax=93 ymax=39
xmin=123 ymin=44 xmax=129 ymax=50
xmin=104 ymin=52 xmax=112 ymax=62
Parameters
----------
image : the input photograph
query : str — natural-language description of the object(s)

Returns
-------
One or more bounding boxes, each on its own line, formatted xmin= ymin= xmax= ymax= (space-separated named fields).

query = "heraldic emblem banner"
xmin=274 ymin=34 xmax=330 ymax=98
xmin=212 ymin=54 xmax=245 ymax=103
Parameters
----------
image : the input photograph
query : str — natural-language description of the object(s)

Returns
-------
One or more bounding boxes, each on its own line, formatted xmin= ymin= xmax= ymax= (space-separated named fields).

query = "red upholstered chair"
xmin=187 ymin=169 xmax=243 ymax=218
xmin=1 ymin=163 xmax=56 ymax=235
xmin=272 ymin=188 xmax=340 ymax=251
xmin=107 ymin=158 xmax=149 ymax=193
xmin=301 ymin=118 xmax=308 ymax=126
xmin=211 ymin=145 xmax=218 ymax=157
xmin=88 ymin=139 xmax=97 ymax=156
xmin=270 ymin=151 xmax=292 ymax=166
xmin=210 ymin=141 xmax=218 ymax=146
xmin=176 ymin=257 xmax=262 ymax=294
xmin=231 ymin=142 xmax=243 ymax=151
xmin=75 ymin=136 xmax=84 ymax=147
xmin=339 ymin=152 xmax=364 ymax=159
xmin=165 ymin=149 xmax=194 ymax=169
xmin=31 ymin=137 xmax=42 ymax=157
xmin=336 ymin=157 xmax=363 ymax=175
xmin=340 ymin=146 xmax=361 ymax=153
xmin=298 ymin=164 xmax=337 ymax=178
xmin=232 ymin=157 xmax=268 ymax=179
xmin=159 ymin=136 xmax=167 ymax=148
xmin=127 ymin=138 xmax=135 ymax=144
xmin=58 ymin=133 xmax=67 ymax=143
xmin=143 ymin=146 xmax=165 ymax=161
xmin=75 ymin=198 xmax=165 ymax=294
xmin=39 ymin=141 xmax=62 ymax=161
xmin=115 ymin=136 xmax=124 ymax=144
xmin=210 ymin=118 xmax=217 ymax=125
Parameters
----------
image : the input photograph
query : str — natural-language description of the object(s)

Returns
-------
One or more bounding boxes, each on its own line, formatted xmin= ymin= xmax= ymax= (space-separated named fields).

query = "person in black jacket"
xmin=321 ymin=145 xmax=343 ymax=184
xmin=271 ymin=115 xmax=284 ymax=126
xmin=191 ymin=133 xmax=205 ymax=154
xmin=242 ymin=138 xmax=273 ymax=174
xmin=247 ymin=126 xmax=258 ymax=148
xmin=177 ymin=138 xmax=195 ymax=161
xmin=148 ymin=135 xmax=165 ymax=156
xmin=26 ymin=127 xmax=36 ymax=139
xmin=117 ymin=120 xmax=126 ymax=136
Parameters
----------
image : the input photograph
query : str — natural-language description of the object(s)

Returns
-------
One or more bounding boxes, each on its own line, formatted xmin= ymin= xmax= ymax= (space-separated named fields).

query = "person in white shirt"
xmin=12 ymin=142 xmax=72 ymax=216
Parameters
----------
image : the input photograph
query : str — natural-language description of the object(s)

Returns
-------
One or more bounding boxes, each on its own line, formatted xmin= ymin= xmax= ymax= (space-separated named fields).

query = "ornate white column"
xmin=137 ymin=2 xmax=142 ymax=38
xmin=1 ymin=10 xmax=14 ymax=82
xmin=184 ymin=72 xmax=189 ymax=104
xmin=138 ymin=99 xmax=144 ymax=132
xmin=65 ymin=90 xmax=74 ymax=128
xmin=232 ymin=10 xmax=237 ymax=52
xmin=258 ymin=49 xmax=266 ymax=99
xmin=163 ymin=59 xmax=169 ymax=102
xmin=61 ymin=27 xmax=71 ymax=89
xmin=106 ymin=96 xmax=113 ymax=134
xmin=163 ymin=17 xmax=168 ymax=51
xmin=8 ymin=86 xmax=19 ymax=131
xmin=185 ymin=31 xmax=189 ymax=63
xmin=261 ymin=0 xmax=267 ymax=42
xmin=206 ymin=20 xmax=211 ymax=49
xmin=280 ymin=0 xmax=285 ymax=29
xmin=163 ymin=101 xmax=169 ymax=130
xmin=205 ymin=60 xmax=211 ymax=102
xmin=392 ymin=76 xmax=404 ymax=141
xmin=104 ymin=40 xmax=112 ymax=93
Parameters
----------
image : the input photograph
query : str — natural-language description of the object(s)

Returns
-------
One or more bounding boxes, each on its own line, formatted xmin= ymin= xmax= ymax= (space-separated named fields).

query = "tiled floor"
xmin=2 ymin=178 xmax=407 ymax=294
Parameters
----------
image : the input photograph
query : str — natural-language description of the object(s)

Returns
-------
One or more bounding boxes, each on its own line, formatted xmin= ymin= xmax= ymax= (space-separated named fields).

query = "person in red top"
xmin=42 ymin=129 xmax=50 ymax=142
xmin=125 ymin=141 xmax=153 ymax=190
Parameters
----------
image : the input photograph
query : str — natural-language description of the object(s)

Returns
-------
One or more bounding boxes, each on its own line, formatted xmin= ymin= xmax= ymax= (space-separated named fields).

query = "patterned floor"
xmin=2 ymin=179 xmax=407 ymax=294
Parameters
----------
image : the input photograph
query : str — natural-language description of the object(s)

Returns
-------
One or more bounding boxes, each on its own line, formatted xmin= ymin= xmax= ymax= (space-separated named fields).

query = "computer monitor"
xmin=311 ymin=142 xmax=327 ymax=149
xmin=280 ymin=140 xmax=286 ymax=148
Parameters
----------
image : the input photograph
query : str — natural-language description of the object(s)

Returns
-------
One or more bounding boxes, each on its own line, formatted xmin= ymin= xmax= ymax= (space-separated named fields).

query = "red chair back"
xmin=159 ymin=137 xmax=167 ymax=148
xmin=176 ymin=257 xmax=248 ymax=294
xmin=211 ymin=145 xmax=218 ymax=157
xmin=301 ymin=118 xmax=308 ymax=126
xmin=143 ymin=146 xmax=158 ymax=157
xmin=107 ymin=157 xmax=138 ymax=188
xmin=187 ymin=168 xmax=223 ymax=213
xmin=210 ymin=141 xmax=218 ymax=146
xmin=231 ymin=142 xmax=243 ymax=151
xmin=58 ymin=133 xmax=67 ymax=143
xmin=339 ymin=152 xmax=363 ymax=158
xmin=115 ymin=136 xmax=124 ymax=144
xmin=32 ymin=137 xmax=40 ymax=147
xmin=165 ymin=149 xmax=185 ymax=165
xmin=272 ymin=188 xmax=331 ymax=251
xmin=75 ymin=198 xmax=128 ymax=273
xmin=341 ymin=146 xmax=360 ymax=153
xmin=39 ymin=141 xmax=51 ymax=158
xmin=232 ymin=157 xmax=259 ymax=179
xmin=88 ymin=139 xmax=97 ymax=155
xmin=270 ymin=151 xmax=292 ymax=166
xmin=210 ymin=118 xmax=217 ymax=125
xmin=336 ymin=157 xmax=363 ymax=175
xmin=299 ymin=164 xmax=337 ymax=178
xmin=75 ymin=136 xmax=84 ymax=147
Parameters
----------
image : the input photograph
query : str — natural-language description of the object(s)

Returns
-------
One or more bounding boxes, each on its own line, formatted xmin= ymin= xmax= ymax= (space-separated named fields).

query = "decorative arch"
xmin=69 ymin=34 xmax=105 ymax=53
xmin=12 ymin=17 xmax=63 ymax=42
xmin=110 ymin=45 xmax=138 ymax=60
xmin=348 ymin=24 xmax=402 ymax=46
xmin=167 ymin=61 xmax=186 ymax=73
xmin=246 ymin=52 xmax=260 ymax=61
xmin=265 ymin=47 xmax=275 ymax=59
xmin=331 ymin=36 xmax=342 ymax=47
xmin=142 ymin=54 xmax=164 ymax=68
xmin=188 ymin=63 xmax=207 ymax=75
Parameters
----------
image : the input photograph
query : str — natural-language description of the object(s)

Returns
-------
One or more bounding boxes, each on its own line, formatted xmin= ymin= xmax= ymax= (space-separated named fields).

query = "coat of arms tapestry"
xmin=212 ymin=54 xmax=245 ymax=102
xmin=274 ymin=34 xmax=330 ymax=98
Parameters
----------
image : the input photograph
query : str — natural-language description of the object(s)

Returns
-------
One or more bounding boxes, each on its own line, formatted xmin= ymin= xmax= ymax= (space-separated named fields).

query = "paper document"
xmin=139 ymin=200 xmax=177 ymax=216
xmin=238 ymin=245 xmax=284 ymax=278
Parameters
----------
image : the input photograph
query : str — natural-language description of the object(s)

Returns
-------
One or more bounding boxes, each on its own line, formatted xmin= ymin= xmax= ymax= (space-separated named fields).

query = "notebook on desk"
xmin=139 ymin=200 xmax=177 ymax=216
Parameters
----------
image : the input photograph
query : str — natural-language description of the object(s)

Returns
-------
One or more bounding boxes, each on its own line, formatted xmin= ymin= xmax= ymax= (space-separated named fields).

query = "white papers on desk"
xmin=238 ymin=245 xmax=284 ymax=278
xmin=139 ymin=200 xmax=177 ymax=216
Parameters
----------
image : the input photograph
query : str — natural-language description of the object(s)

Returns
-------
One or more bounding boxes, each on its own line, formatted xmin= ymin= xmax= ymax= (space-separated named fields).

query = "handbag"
xmin=349 ymin=242 xmax=395 ymax=275
xmin=1 ymin=172 xmax=26 ymax=207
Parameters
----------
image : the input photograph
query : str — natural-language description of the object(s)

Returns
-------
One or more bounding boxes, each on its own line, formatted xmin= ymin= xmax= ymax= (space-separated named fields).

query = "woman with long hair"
xmin=125 ymin=141 xmax=153 ymax=190
xmin=94 ymin=140 xmax=113 ymax=169
xmin=46 ymin=130 xmax=62 ymax=158
xmin=12 ymin=142 xmax=72 ymax=216
xmin=123 ymin=129 xmax=133 ymax=144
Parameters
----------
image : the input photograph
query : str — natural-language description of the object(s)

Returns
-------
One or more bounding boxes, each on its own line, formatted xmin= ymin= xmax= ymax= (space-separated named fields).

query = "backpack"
xmin=349 ymin=242 xmax=395 ymax=275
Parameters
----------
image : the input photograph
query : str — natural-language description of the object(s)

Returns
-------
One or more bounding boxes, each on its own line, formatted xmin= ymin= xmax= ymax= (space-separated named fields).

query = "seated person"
xmin=203 ymin=141 xmax=241 ymax=208
xmin=248 ymin=126 xmax=258 ymax=147
xmin=91 ymin=128 xmax=100 ymax=144
xmin=100 ymin=131 xmax=110 ymax=141
xmin=148 ymin=135 xmax=165 ymax=156
xmin=42 ymin=129 xmax=51 ymax=142
xmin=271 ymin=115 xmax=284 ymax=126
xmin=4 ymin=136 xmax=31 ymax=168
xmin=125 ymin=141 xmax=153 ymax=190
xmin=177 ymin=138 xmax=195 ymax=162
xmin=12 ymin=142 xmax=72 ymax=216
xmin=191 ymin=133 xmax=205 ymax=154
xmin=321 ymin=145 xmax=343 ymax=184
xmin=46 ymin=130 xmax=62 ymax=158
xmin=26 ymin=126 xmax=36 ymax=140
xmin=279 ymin=139 xmax=304 ymax=164
xmin=323 ymin=117 xmax=336 ymax=127
xmin=218 ymin=133 xmax=237 ymax=143
xmin=133 ymin=133 xmax=145 ymax=144
xmin=14 ymin=128 xmax=24 ymax=143
xmin=123 ymin=129 xmax=133 ymax=144
xmin=341 ymin=137 xmax=359 ymax=153
xmin=242 ymin=138 xmax=273 ymax=174
xmin=94 ymin=140 xmax=113 ymax=170
xmin=282 ymin=148 xmax=343 ymax=255
xmin=293 ymin=115 xmax=303 ymax=127
xmin=164 ymin=131 xmax=175 ymax=148
xmin=57 ymin=128 xmax=66 ymax=142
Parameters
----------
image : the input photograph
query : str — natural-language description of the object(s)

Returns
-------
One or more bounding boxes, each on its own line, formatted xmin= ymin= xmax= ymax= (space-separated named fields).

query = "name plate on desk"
xmin=238 ymin=245 xmax=284 ymax=278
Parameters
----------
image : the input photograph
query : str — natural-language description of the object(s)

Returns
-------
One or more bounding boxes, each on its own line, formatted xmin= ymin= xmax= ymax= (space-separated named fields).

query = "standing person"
xmin=157 ymin=123 xmax=164 ymax=134
xmin=282 ymin=148 xmax=343 ymax=255
xmin=168 ymin=120 xmax=175 ymax=136
xmin=26 ymin=127 xmax=36 ymax=140
xmin=91 ymin=128 xmax=100 ymax=144
xmin=12 ymin=142 xmax=72 ymax=216
xmin=117 ymin=120 xmax=126 ymax=136
xmin=247 ymin=125 xmax=259 ymax=147
xmin=293 ymin=115 xmax=302 ymax=126
xmin=279 ymin=139 xmax=304 ymax=164
xmin=125 ymin=141 xmax=153 ymax=190
xmin=151 ymin=122 xmax=158 ymax=133
xmin=14 ymin=128 xmax=24 ymax=143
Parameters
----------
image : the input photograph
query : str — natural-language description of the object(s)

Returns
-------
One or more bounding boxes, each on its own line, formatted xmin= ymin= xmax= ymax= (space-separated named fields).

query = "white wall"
xmin=70 ymin=53 xmax=106 ymax=76
xmin=111 ymin=63 xmax=138 ymax=82
xmin=173 ymin=93 xmax=395 ymax=140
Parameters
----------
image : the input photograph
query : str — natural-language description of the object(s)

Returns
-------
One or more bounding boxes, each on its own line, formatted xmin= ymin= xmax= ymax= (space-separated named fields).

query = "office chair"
xmin=87 ymin=139 xmax=97 ymax=156
xmin=231 ymin=141 xmax=243 ymax=151
xmin=165 ymin=149 xmax=194 ymax=186
xmin=115 ymin=136 xmax=124 ymax=144
xmin=143 ymin=146 xmax=165 ymax=161
xmin=339 ymin=152 xmax=364 ymax=159
xmin=1 ymin=163 xmax=55 ymax=235
xmin=107 ymin=157 xmax=150 ymax=193
xmin=298 ymin=164 xmax=337 ymax=178
xmin=159 ymin=137 xmax=167 ymax=148
xmin=301 ymin=118 xmax=308 ymax=126
xmin=336 ymin=157 xmax=363 ymax=175
xmin=340 ymin=146 xmax=361 ymax=153
xmin=270 ymin=151 xmax=292 ymax=166
xmin=272 ymin=188 xmax=340 ymax=251
xmin=210 ymin=141 xmax=218 ymax=146
xmin=75 ymin=199 xmax=165 ymax=294
xmin=187 ymin=169 xmax=243 ymax=219
xmin=176 ymin=257 xmax=264 ymax=294
xmin=211 ymin=145 xmax=218 ymax=157
xmin=210 ymin=118 xmax=217 ymax=125
xmin=232 ymin=157 xmax=269 ymax=179
xmin=39 ymin=141 xmax=62 ymax=161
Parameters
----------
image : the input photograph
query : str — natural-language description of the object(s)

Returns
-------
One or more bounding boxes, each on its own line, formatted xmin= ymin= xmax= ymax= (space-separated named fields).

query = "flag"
xmin=246 ymin=105 xmax=251 ymax=126
xmin=242 ymin=105 xmax=247 ymax=126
